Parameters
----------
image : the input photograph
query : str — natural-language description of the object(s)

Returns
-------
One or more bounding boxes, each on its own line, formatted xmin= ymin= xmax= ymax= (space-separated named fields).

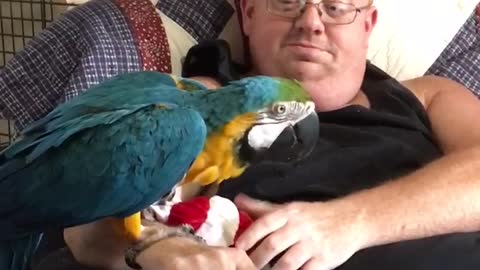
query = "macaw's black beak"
xmin=239 ymin=112 xmax=319 ymax=164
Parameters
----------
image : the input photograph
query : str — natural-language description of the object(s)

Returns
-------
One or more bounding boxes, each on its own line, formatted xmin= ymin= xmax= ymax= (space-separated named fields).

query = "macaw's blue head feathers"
xmin=190 ymin=76 xmax=315 ymax=131
xmin=222 ymin=76 xmax=312 ymax=114
xmin=237 ymin=76 xmax=311 ymax=102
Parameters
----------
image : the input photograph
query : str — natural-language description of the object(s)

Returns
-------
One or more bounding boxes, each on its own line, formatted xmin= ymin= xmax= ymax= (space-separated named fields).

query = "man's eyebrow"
xmin=348 ymin=0 xmax=373 ymax=6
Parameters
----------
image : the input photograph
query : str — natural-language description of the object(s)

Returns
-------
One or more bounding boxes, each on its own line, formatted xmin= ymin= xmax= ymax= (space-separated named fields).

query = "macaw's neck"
xmin=182 ymin=113 xmax=257 ymax=186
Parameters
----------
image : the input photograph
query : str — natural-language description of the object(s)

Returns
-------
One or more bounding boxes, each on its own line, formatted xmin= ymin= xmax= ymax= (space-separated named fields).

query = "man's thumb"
xmin=234 ymin=193 xmax=277 ymax=219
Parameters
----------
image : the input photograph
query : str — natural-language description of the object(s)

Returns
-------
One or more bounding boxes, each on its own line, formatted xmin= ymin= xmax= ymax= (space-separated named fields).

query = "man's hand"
xmin=65 ymin=217 xmax=256 ymax=270
xmin=234 ymin=194 xmax=368 ymax=270
xmin=137 ymin=235 xmax=257 ymax=270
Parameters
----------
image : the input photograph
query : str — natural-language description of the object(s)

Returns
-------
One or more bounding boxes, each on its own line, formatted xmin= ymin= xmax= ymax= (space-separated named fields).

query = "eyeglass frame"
xmin=266 ymin=0 xmax=374 ymax=25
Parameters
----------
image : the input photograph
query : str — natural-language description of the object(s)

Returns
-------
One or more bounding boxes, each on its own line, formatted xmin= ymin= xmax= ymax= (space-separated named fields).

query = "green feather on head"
xmin=276 ymin=78 xmax=312 ymax=103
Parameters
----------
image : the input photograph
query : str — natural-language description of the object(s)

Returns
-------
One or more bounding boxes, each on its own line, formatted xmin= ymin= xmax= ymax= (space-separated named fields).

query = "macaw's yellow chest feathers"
xmin=183 ymin=113 xmax=256 ymax=186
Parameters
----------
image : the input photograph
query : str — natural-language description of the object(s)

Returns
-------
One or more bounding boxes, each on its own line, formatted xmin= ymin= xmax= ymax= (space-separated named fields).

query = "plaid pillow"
xmin=0 ymin=0 xmax=144 ymax=131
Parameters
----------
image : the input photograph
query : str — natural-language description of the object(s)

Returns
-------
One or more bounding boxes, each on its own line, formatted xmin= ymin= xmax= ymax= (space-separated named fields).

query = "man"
xmin=63 ymin=0 xmax=480 ymax=269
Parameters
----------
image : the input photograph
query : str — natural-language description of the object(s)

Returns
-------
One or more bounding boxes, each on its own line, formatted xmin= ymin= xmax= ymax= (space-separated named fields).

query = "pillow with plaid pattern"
xmin=66 ymin=0 xmax=245 ymax=76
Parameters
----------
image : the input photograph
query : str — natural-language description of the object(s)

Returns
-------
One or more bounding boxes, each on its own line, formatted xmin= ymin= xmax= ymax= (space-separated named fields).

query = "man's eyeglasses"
xmin=267 ymin=0 xmax=372 ymax=25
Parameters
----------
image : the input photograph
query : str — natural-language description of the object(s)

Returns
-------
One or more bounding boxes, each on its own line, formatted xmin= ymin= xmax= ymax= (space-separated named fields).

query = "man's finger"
xmin=248 ymin=223 xmax=300 ymax=269
xmin=271 ymin=241 xmax=311 ymax=270
xmin=301 ymin=257 xmax=329 ymax=270
xmin=228 ymin=248 xmax=257 ymax=270
xmin=235 ymin=210 xmax=288 ymax=251
xmin=234 ymin=193 xmax=278 ymax=219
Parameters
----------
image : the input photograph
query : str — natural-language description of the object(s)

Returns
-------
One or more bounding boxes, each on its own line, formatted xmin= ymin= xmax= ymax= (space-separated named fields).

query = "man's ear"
xmin=365 ymin=7 xmax=378 ymax=35
xmin=239 ymin=0 xmax=255 ymax=36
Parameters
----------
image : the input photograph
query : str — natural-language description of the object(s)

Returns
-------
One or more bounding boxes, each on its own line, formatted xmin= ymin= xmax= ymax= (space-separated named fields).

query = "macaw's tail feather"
xmin=0 ymin=233 xmax=43 ymax=270
xmin=110 ymin=213 xmax=143 ymax=243
xmin=122 ymin=212 xmax=142 ymax=242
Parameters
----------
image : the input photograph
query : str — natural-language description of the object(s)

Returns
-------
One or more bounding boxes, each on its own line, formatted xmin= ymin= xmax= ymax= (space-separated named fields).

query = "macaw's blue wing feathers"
xmin=2 ymin=104 xmax=151 ymax=163
xmin=169 ymin=75 xmax=211 ymax=91
xmin=0 ymin=104 xmax=206 ymax=240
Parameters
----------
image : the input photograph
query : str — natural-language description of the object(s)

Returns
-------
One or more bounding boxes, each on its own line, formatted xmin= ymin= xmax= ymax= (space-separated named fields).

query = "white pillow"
xmin=367 ymin=0 xmax=479 ymax=81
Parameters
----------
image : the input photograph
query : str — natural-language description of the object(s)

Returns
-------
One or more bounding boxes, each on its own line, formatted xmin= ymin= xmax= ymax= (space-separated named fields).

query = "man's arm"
xmin=64 ymin=219 xmax=133 ymax=269
xmin=64 ymin=219 xmax=257 ymax=270
xmin=347 ymin=75 xmax=480 ymax=248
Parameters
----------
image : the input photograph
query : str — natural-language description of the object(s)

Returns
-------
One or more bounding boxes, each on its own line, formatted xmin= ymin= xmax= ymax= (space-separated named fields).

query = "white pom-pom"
xmin=196 ymin=196 xmax=240 ymax=246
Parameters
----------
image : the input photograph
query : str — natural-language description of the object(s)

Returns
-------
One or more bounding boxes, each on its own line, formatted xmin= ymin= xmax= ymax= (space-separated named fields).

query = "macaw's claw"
xmin=124 ymin=216 xmax=205 ymax=269
xmin=139 ymin=220 xmax=206 ymax=246
xmin=178 ymin=223 xmax=206 ymax=244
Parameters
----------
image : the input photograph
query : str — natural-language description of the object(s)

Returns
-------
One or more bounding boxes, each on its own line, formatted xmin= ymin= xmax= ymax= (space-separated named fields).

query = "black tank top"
xmin=182 ymin=40 xmax=443 ymax=203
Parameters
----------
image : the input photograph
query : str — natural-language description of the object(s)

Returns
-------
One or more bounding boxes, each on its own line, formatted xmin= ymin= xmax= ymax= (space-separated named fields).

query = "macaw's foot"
xmin=125 ymin=221 xmax=206 ymax=269
xmin=139 ymin=220 xmax=206 ymax=247
xmin=176 ymin=224 xmax=206 ymax=244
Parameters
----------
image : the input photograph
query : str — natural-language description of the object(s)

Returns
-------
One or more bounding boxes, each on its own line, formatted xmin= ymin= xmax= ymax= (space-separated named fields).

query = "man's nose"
xmin=293 ymin=4 xmax=325 ymax=34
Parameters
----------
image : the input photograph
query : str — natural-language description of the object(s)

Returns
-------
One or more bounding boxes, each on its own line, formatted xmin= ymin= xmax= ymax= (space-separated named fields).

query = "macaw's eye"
xmin=273 ymin=103 xmax=287 ymax=115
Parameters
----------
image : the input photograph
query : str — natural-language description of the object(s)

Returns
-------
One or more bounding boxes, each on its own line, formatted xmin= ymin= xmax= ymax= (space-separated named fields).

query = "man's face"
xmin=240 ymin=0 xmax=377 ymax=82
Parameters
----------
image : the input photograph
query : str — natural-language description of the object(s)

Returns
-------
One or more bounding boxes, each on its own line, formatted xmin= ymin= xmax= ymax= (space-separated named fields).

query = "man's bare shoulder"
xmin=400 ymin=75 xmax=474 ymax=110
xmin=401 ymin=75 xmax=480 ymax=153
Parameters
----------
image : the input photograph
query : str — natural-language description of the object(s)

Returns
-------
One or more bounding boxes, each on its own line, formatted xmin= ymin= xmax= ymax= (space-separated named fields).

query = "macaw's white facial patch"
xmin=247 ymin=122 xmax=291 ymax=150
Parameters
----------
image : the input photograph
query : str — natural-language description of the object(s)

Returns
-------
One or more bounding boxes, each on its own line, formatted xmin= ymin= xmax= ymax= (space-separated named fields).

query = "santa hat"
xmin=147 ymin=196 xmax=253 ymax=247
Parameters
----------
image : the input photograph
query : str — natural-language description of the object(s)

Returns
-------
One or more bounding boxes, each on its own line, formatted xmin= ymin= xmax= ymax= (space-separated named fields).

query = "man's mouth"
xmin=286 ymin=43 xmax=331 ymax=61
xmin=287 ymin=42 xmax=322 ymax=49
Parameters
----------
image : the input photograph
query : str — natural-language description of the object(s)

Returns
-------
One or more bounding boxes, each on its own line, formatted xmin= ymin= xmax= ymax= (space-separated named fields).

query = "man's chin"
xmin=285 ymin=61 xmax=335 ymax=81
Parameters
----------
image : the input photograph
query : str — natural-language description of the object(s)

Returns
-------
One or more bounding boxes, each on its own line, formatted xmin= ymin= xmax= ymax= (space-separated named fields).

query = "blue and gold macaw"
xmin=0 ymin=71 xmax=319 ymax=270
